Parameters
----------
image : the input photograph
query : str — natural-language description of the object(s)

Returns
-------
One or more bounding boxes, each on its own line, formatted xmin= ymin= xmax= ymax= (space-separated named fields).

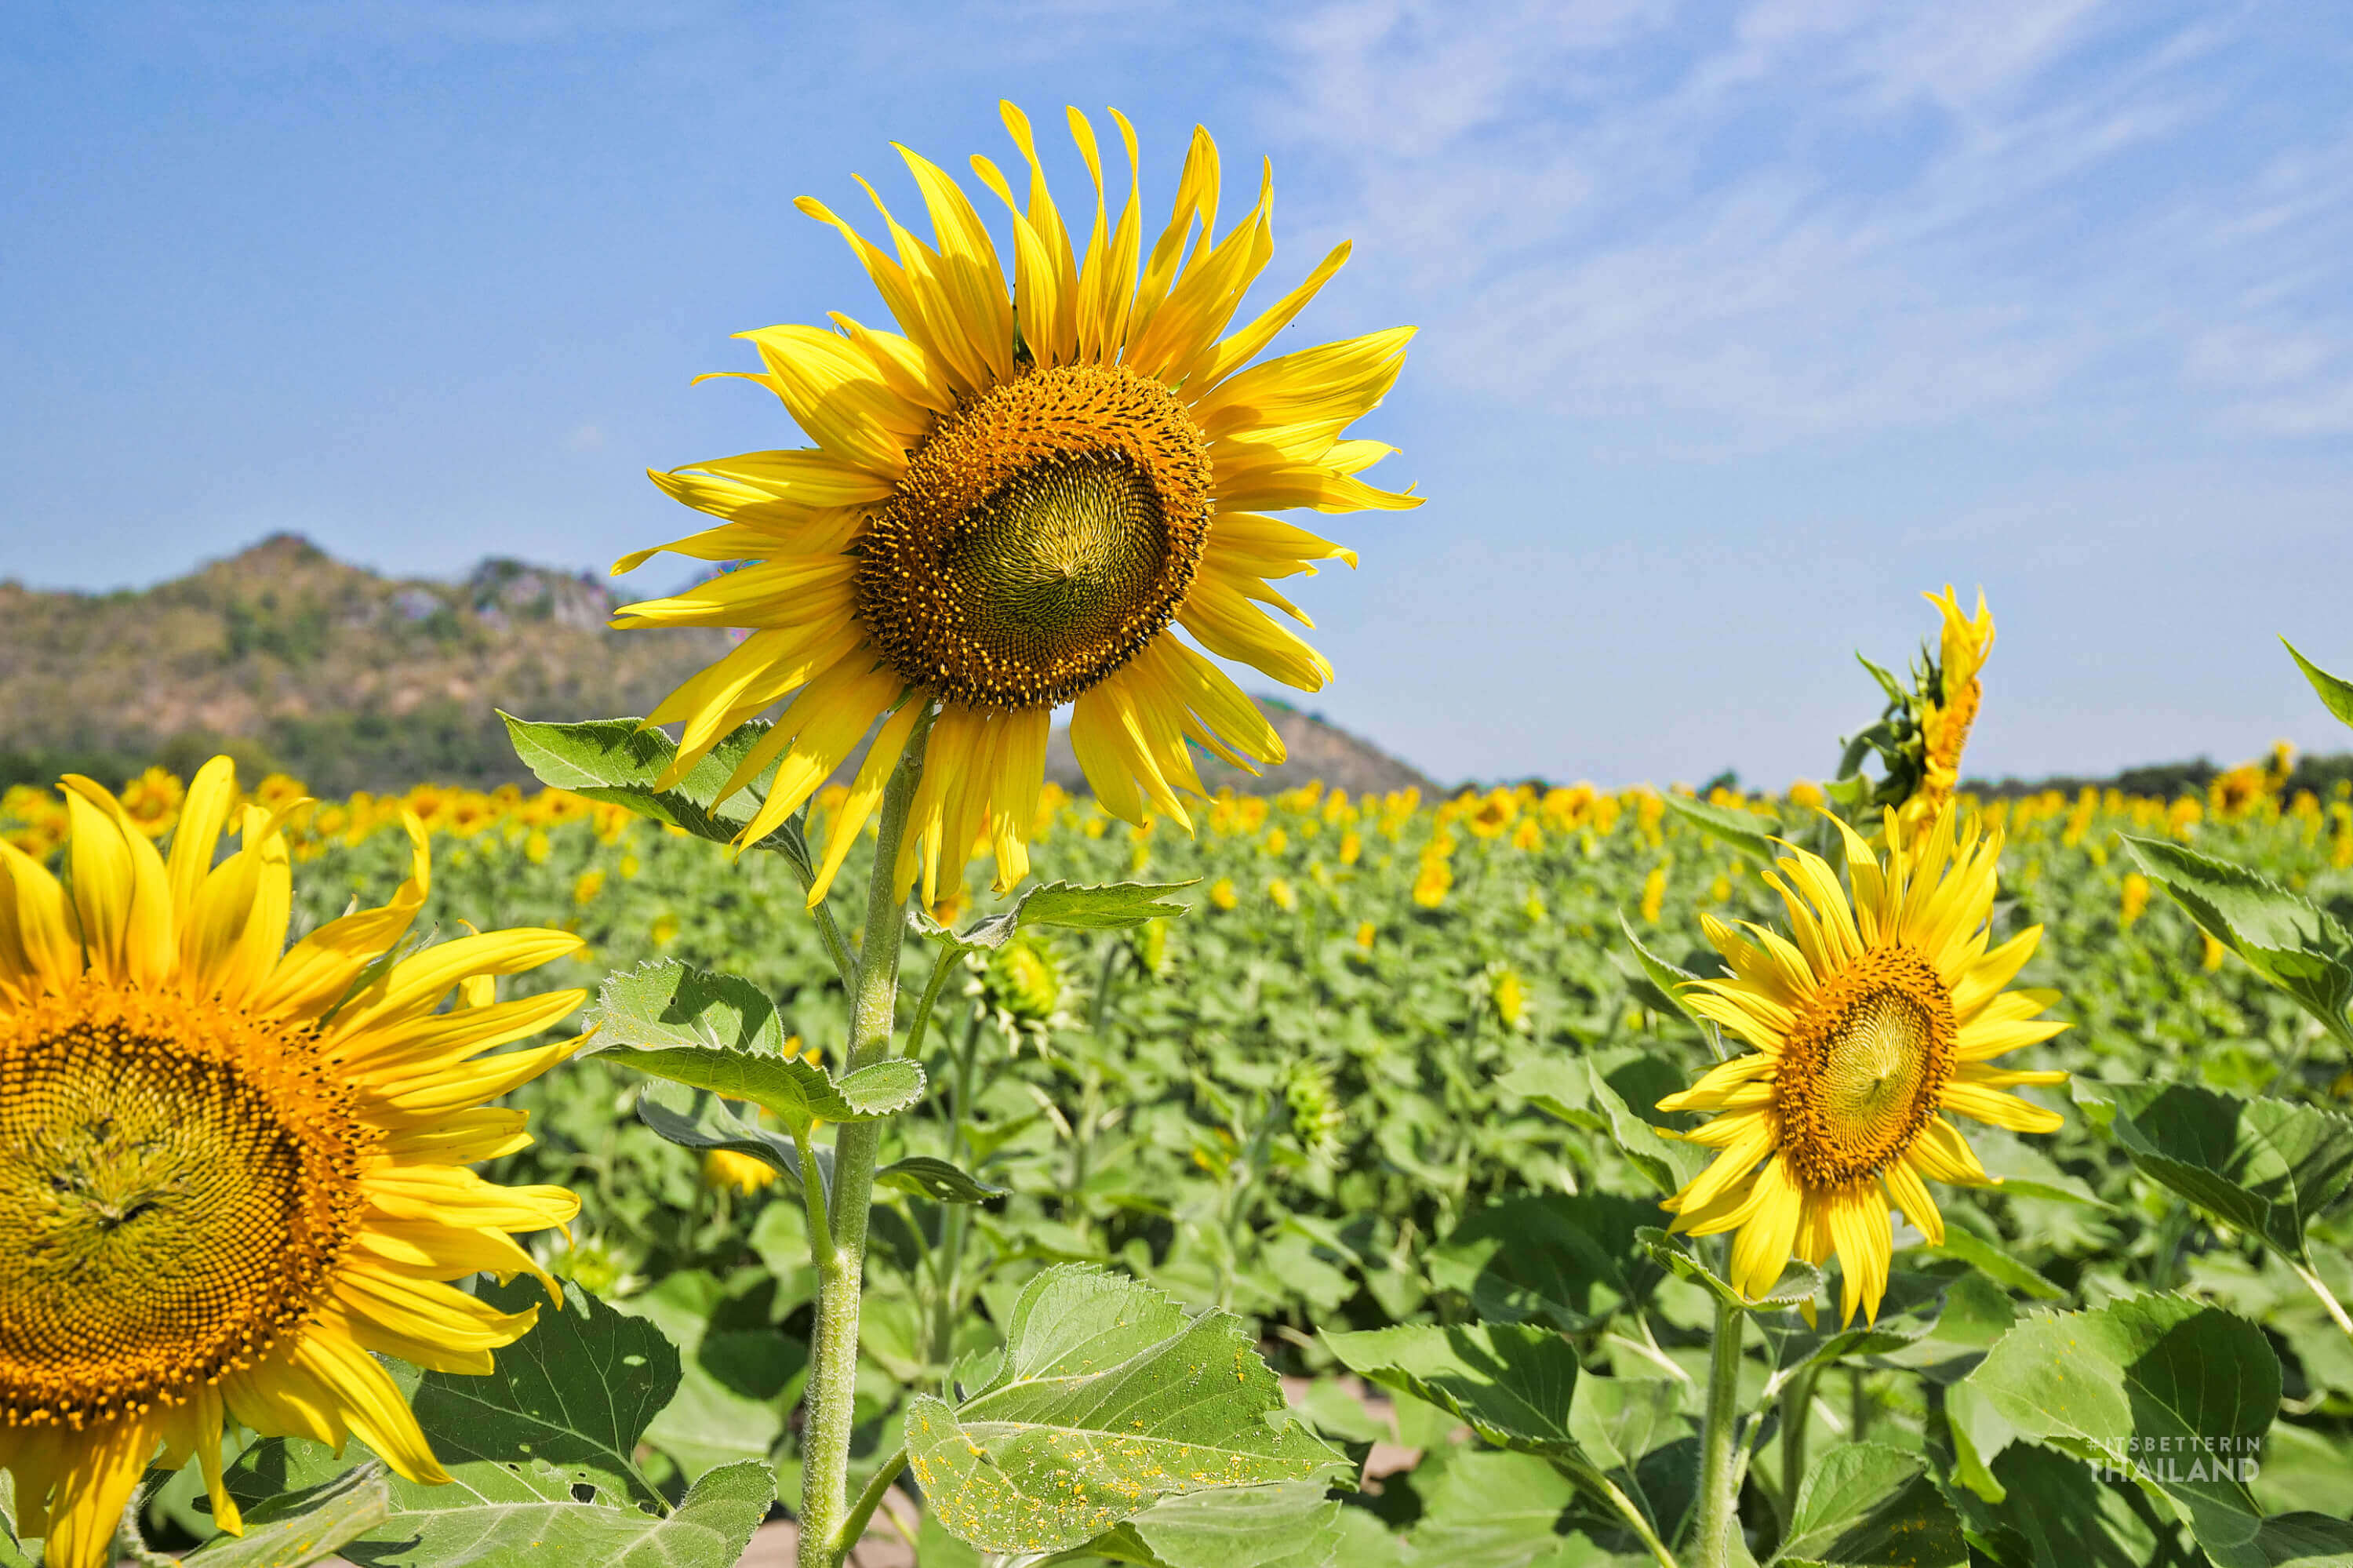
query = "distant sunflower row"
xmin=6 ymin=745 xmax=2342 ymax=870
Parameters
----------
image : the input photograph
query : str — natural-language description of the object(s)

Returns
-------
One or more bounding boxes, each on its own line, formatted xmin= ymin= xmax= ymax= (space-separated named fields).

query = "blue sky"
xmin=5 ymin=1 xmax=2351 ymax=788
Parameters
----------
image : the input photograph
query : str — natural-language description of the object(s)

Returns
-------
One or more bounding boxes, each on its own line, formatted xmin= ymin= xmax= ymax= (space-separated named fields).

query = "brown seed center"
xmin=0 ymin=982 xmax=373 ymax=1428
xmin=1773 ymin=944 xmax=1956 ymax=1187
xmin=854 ymin=363 xmax=1213 ymax=710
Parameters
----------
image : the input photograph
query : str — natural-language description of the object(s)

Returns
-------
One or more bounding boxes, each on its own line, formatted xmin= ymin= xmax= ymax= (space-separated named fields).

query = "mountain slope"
xmin=1 ymin=536 xmax=1441 ymax=802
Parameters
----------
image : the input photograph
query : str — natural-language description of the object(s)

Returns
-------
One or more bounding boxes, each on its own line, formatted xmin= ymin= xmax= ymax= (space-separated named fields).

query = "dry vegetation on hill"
xmin=0 ymin=535 xmax=1445 ymax=800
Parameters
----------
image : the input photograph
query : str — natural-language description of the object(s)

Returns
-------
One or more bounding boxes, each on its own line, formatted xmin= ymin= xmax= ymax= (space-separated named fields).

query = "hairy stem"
xmin=798 ymin=705 xmax=933 ymax=1568
xmin=1691 ymin=1290 xmax=1745 ymax=1568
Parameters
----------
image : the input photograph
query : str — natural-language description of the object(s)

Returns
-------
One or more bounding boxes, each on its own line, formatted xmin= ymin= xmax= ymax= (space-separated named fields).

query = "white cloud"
xmin=1256 ymin=0 xmax=2353 ymax=449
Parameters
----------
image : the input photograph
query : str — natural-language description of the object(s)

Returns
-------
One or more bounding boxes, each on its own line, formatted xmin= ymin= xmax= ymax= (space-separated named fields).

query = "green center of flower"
xmin=0 ymin=984 xmax=369 ymax=1428
xmin=856 ymin=364 xmax=1213 ymax=710
xmin=1774 ymin=945 xmax=1955 ymax=1187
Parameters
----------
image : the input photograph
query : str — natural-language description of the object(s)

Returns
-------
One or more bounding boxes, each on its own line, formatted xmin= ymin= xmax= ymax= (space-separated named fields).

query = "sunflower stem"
xmin=2290 ymin=1258 xmax=2353 ymax=1344
xmin=800 ymin=704 xmax=933 ymax=1568
xmin=1692 ymin=1289 xmax=1746 ymax=1568
xmin=116 ymin=1493 xmax=176 ymax=1568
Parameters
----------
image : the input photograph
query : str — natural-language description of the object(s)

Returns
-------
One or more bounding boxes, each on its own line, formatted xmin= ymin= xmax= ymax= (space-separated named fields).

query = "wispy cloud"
xmin=1259 ymin=0 xmax=2353 ymax=447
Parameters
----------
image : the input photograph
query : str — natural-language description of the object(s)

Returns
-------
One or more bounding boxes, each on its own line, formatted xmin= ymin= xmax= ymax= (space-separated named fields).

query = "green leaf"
xmin=1772 ymin=1443 xmax=1966 ymax=1567
xmin=2283 ymin=638 xmax=2353 ymax=730
xmin=1086 ymin=1479 xmax=1345 ymax=1568
xmin=1959 ymin=1294 xmax=2286 ymax=1568
xmin=591 ymin=959 xmax=784 ymax=1056
xmin=1497 ymin=1055 xmax=1593 ymax=1126
xmin=1615 ymin=912 xmax=1715 ymax=1034
xmin=905 ymin=1264 xmax=1343 ymax=1555
xmin=876 ymin=1155 xmax=1009 ymax=1203
xmin=1427 ymin=1192 xmax=1651 ymax=1333
xmin=1928 ymin=1226 xmax=2064 ymax=1301
xmin=915 ymin=878 xmax=1197 ymax=951
xmin=2121 ymin=835 xmax=2353 ymax=1050
xmin=182 ymin=1463 xmax=392 ymax=1568
xmin=2071 ymin=1080 xmax=2353 ymax=1266
xmin=360 ymin=1456 xmax=773 ymax=1567
xmin=635 ymin=1084 xmax=826 ymax=1196
xmin=408 ymin=1276 xmax=677 ymax=1508
xmin=1757 ymin=1271 xmax=1947 ymax=1388
xmin=613 ymin=1271 xmax=800 ymax=1483
xmin=587 ymin=962 xmax=926 ymax=1134
xmin=1660 ymin=790 xmax=1784 ymax=864
xmin=1638 ymin=1227 xmax=1823 ymax=1314
xmin=1512 ymin=1054 xmax=1708 ymax=1198
xmin=1322 ymin=1322 xmax=1584 ymax=1460
xmin=1401 ymin=1449 xmax=1580 ymax=1568
xmin=500 ymin=712 xmax=820 ymax=869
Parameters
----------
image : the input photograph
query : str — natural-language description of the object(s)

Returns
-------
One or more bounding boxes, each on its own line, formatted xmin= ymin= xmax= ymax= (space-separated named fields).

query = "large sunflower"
xmin=1657 ymin=802 xmax=2068 ymax=1326
xmin=0 ymin=760 xmax=583 ymax=1568
xmin=612 ymin=101 xmax=1419 ymax=908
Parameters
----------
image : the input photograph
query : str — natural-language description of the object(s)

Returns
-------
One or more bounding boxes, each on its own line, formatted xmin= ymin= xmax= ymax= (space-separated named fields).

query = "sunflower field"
xmin=7 ymin=693 xmax=2353 ymax=1566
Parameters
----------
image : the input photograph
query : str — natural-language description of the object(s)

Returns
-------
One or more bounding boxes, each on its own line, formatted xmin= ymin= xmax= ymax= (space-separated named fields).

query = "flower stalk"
xmin=798 ymin=704 xmax=933 ymax=1568
xmin=1691 ymin=1288 xmax=1745 ymax=1568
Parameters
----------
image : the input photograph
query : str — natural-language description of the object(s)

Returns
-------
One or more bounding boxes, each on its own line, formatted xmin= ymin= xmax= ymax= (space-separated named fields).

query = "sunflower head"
xmin=1656 ymin=802 xmax=2068 ymax=1327
xmin=0 ymin=759 xmax=584 ymax=1568
xmin=609 ymin=100 xmax=1417 ymax=913
xmin=1831 ymin=585 xmax=1995 ymax=835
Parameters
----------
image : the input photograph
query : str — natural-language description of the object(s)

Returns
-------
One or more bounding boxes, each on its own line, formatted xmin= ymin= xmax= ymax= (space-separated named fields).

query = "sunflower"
xmin=1656 ymin=802 xmax=2068 ymax=1326
xmin=0 ymin=759 xmax=584 ymax=1568
xmin=1897 ymin=586 xmax=1995 ymax=837
xmin=611 ymin=101 xmax=1418 ymax=909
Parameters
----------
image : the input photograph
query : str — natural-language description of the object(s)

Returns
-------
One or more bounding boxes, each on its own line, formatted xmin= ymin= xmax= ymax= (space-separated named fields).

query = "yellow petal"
xmin=1882 ymin=1159 xmax=1945 ymax=1246
xmin=63 ymin=777 xmax=174 ymax=989
xmin=810 ymin=698 xmax=927 ymax=906
xmin=1940 ymin=1079 xmax=2064 ymax=1133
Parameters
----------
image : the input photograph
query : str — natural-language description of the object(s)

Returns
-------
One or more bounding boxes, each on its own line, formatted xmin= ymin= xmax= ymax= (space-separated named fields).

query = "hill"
xmin=0 ymin=535 xmax=735 ymax=795
xmin=0 ymin=536 xmax=1442 ymax=802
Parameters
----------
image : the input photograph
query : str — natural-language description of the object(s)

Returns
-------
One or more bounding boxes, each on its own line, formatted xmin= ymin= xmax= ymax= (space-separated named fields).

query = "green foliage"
xmin=216 ymin=1282 xmax=772 ymax=1568
xmin=2075 ymin=1079 xmax=2353 ymax=1266
xmin=904 ymin=1265 xmax=1342 ymax=1555
xmin=2123 ymin=834 xmax=2353 ymax=1050
xmin=182 ymin=1464 xmax=392 ymax=1568
xmin=1960 ymin=1294 xmax=2353 ymax=1568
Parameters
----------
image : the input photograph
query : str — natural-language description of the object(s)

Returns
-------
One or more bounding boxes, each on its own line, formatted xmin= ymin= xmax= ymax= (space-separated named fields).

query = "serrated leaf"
xmin=358 ymin=1455 xmax=772 ymax=1567
xmin=2121 ymin=835 xmax=2353 ymax=1050
xmin=1400 ymin=1448 xmax=1580 ymax=1568
xmin=1322 ymin=1322 xmax=1585 ymax=1461
xmin=1661 ymin=790 xmax=1784 ymax=863
xmin=1959 ymin=1294 xmax=2285 ymax=1568
xmin=635 ymin=1084 xmax=826 ymax=1198
xmin=1496 ymin=1055 xmax=1592 ymax=1126
xmin=915 ymin=879 xmax=1197 ymax=952
xmin=2284 ymin=639 xmax=2353 ymax=730
xmin=1568 ymin=1377 xmax=1684 ymax=1475
xmin=585 ymin=964 xmax=925 ymax=1134
xmin=408 ymin=1276 xmax=678 ymax=1508
xmin=2071 ymin=1080 xmax=2353 ymax=1266
xmin=1616 ymin=912 xmax=1713 ymax=1034
xmin=1427 ymin=1193 xmax=1651 ymax=1333
xmin=1776 ymin=1455 xmax=1967 ymax=1567
xmin=590 ymin=959 xmax=783 ymax=1056
xmin=500 ymin=712 xmax=820 ymax=871
xmin=876 ymin=1155 xmax=1009 ymax=1203
xmin=1638 ymin=1227 xmax=1823 ymax=1313
xmin=1757 ymin=1271 xmax=1947 ymax=1388
xmin=905 ymin=1264 xmax=1342 ymax=1555
xmin=1512 ymin=1054 xmax=1707 ymax=1198
xmin=184 ymin=1463 xmax=391 ymax=1568
xmin=1085 ymin=1479 xmax=1345 ymax=1568
xmin=1929 ymin=1227 xmax=2064 ymax=1301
